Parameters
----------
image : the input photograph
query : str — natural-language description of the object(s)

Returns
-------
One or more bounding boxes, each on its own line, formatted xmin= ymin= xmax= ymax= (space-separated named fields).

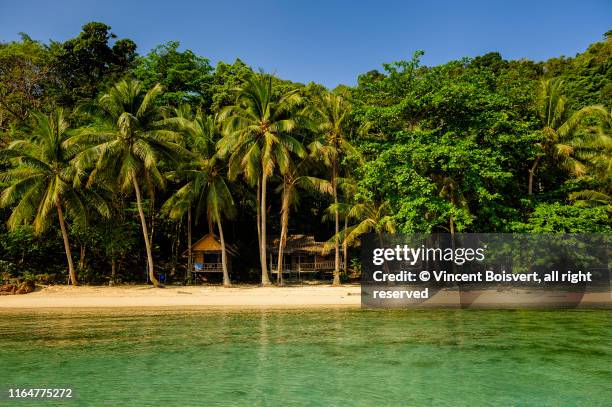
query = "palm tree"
xmin=570 ymin=189 xmax=611 ymax=207
xmin=275 ymin=160 xmax=331 ymax=284
xmin=338 ymin=177 xmax=357 ymax=276
xmin=217 ymin=73 xmax=305 ymax=285
xmin=309 ymin=92 xmax=358 ymax=285
xmin=161 ymin=105 xmax=197 ymax=279
xmin=74 ymin=79 xmax=184 ymax=287
xmin=327 ymin=200 xmax=396 ymax=252
xmin=433 ymin=175 xmax=469 ymax=236
xmin=163 ymin=107 xmax=235 ymax=286
xmin=0 ymin=109 xmax=109 ymax=285
xmin=322 ymin=177 xmax=356 ymax=277
xmin=529 ymin=78 xmax=606 ymax=195
xmin=569 ymin=107 xmax=612 ymax=206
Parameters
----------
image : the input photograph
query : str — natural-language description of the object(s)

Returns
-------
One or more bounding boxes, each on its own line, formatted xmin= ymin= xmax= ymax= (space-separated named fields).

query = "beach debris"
xmin=0 ymin=280 xmax=35 ymax=295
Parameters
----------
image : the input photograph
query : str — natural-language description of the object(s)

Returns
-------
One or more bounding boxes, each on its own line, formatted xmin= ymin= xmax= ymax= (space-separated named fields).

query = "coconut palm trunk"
xmin=332 ymin=162 xmax=341 ymax=286
xmin=276 ymin=183 xmax=291 ymax=285
xmin=187 ymin=207 xmax=192 ymax=280
xmin=133 ymin=178 xmax=160 ymax=287
xmin=56 ymin=203 xmax=78 ymax=286
xmin=343 ymin=214 xmax=348 ymax=275
xmin=79 ymin=245 xmax=86 ymax=270
xmin=449 ymin=188 xmax=456 ymax=237
xmin=256 ymin=178 xmax=263 ymax=273
xmin=149 ymin=190 xmax=155 ymax=248
xmin=110 ymin=259 xmax=117 ymax=284
xmin=528 ymin=156 xmax=541 ymax=195
xmin=260 ymin=174 xmax=271 ymax=285
xmin=217 ymin=217 xmax=231 ymax=287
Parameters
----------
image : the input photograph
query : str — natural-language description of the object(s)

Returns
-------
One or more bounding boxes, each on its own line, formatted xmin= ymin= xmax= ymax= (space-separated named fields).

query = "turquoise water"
xmin=1 ymin=308 xmax=611 ymax=406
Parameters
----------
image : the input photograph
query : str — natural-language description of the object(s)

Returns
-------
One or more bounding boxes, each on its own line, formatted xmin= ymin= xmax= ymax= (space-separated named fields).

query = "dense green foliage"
xmin=0 ymin=22 xmax=610 ymax=285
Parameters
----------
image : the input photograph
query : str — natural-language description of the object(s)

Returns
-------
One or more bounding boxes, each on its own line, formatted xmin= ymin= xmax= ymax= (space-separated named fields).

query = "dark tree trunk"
xmin=528 ymin=156 xmax=541 ymax=195
xmin=78 ymin=245 xmax=86 ymax=270
xmin=110 ymin=259 xmax=117 ymax=285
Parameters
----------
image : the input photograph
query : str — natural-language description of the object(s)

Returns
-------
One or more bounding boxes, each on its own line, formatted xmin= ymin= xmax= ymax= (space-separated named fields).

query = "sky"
xmin=0 ymin=0 xmax=610 ymax=88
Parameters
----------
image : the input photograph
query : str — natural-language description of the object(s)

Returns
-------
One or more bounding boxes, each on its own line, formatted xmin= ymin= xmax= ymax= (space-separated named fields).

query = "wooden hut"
xmin=267 ymin=234 xmax=344 ymax=277
xmin=188 ymin=234 xmax=237 ymax=274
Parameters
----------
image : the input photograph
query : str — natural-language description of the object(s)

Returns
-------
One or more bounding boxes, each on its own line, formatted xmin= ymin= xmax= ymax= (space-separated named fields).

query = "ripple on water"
xmin=0 ymin=308 xmax=611 ymax=406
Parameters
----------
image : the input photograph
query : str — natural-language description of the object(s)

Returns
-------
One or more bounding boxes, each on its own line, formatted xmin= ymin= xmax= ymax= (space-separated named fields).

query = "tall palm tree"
xmin=529 ymin=78 xmax=606 ymax=195
xmin=74 ymin=80 xmax=184 ymax=287
xmin=217 ymin=73 xmax=305 ymax=285
xmin=162 ymin=105 xmax=197 ymax=279
xmin=163 ymin=107 xmax=235 ymax=286
xmin=274 ymin=160 xmax=331 ymax=284
xmin=338 ymin=177 xmax=357 ymax=276
xmin=321 ymin=177 xmax=356 ymax=277
xmin=0 ymin=109 xmax=109 ymax=285
xmin=309 ymin=92 xmax=358 ymax=285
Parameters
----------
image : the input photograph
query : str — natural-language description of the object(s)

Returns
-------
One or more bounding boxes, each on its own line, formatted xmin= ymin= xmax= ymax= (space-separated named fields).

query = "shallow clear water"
xmin=1 ymin=308 xmax=611 ymax=406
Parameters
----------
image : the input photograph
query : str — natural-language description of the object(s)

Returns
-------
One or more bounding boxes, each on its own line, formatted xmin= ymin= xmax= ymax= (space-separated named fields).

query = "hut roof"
xmin=268 ymin=234 xmax=328 ymax=254
xmin=189 ymin=234 xmax=238 ymax=256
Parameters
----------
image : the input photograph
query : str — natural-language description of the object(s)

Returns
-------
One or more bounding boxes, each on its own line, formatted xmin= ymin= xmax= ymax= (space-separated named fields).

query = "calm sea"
xmin=1 ymin=308 xmax=611 ymax=406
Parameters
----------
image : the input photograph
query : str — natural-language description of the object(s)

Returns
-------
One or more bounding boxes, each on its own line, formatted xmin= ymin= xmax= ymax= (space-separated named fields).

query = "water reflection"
xmin=1 ymin=308 xmax=611 ymax=406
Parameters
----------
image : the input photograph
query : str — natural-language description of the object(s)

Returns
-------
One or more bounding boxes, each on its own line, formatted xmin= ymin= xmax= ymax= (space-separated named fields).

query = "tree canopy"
xmin=0 ymin=22 xmax=610 ymax=285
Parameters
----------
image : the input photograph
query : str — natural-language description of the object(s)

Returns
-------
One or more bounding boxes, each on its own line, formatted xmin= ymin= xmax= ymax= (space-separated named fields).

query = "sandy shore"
xmin=2 ymin=284 xmax=609 ymax=310
xmin=0 ymin=284 xmax=362 ymax=309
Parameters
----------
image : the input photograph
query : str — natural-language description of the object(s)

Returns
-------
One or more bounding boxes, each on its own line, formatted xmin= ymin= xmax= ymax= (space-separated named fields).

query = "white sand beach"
xmin=2 ymin=284 xmax=609 ymax=309
xmin=0 ymin=284 xmax=362 ymax=309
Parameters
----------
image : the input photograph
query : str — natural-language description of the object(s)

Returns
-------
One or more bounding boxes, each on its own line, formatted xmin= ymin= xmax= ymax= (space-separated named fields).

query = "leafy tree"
xmin=134 ymin=42 xmax=214 ymax=107
xmin=0 ymin=223 xmax=66 ymax=279
xmin=0 ymin=34 xmax=52 ymax=130
xmin=544 ymin=32 xmax=612 ymax=110
xmin=99 ymin=204 xmax=138 ymax=284
xmin=512 ymin=203 xmax=610 ymax=233
xmin=209 ymin=59 xmax=253 ymax=112
xmin=357 ymin=131 xmax=512 ymax=233
xmin=49 ymin=22 xmax=136 ymax=106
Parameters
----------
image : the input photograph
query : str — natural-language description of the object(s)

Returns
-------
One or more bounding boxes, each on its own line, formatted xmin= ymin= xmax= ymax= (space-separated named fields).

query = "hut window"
xmin=204 ymin=253 xmax=220 ymax=263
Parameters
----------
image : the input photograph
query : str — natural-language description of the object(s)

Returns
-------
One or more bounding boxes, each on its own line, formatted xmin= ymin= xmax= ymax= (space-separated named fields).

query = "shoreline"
xmin=0 ymin=284 xmax=362 ymax=309
xmin=1 ymin=284 xmax=609 ymax=310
